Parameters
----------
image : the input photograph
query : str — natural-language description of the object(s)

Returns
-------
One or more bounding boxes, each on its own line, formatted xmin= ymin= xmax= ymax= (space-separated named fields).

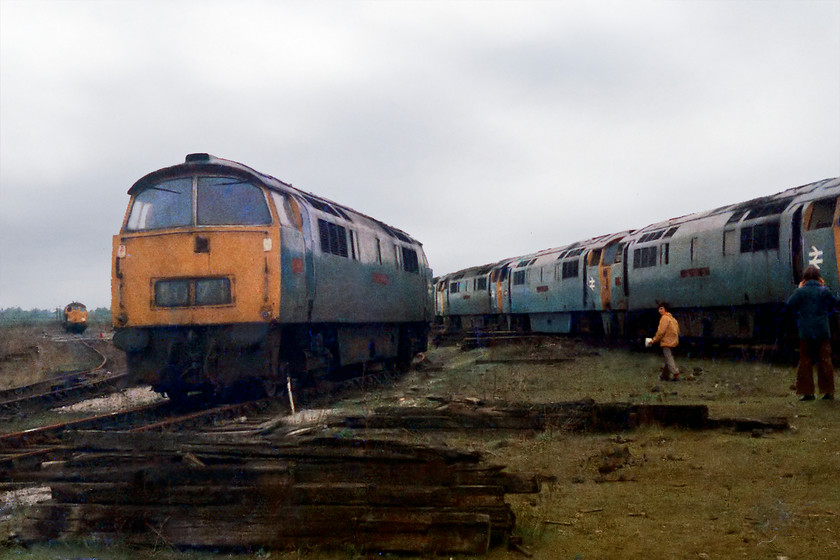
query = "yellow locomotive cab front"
xmin=113 ymin=228 xmax=280 ymax=327
xmin=111 ymin=170 xmax=281 ymax=398
xmin=63 ymin=302 xmax=88 ymax=333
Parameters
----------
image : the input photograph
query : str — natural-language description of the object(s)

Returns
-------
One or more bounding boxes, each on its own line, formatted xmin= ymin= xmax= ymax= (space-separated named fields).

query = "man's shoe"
xmin=672 ymin=375 xmax=680 ymax=382
xmin=822 ymin=393 xmax=834 ymax=401
xmin=800 ymin=394 xmax=816 ymax=401
xmin=659 ymin=375 xmax=670 ymax=382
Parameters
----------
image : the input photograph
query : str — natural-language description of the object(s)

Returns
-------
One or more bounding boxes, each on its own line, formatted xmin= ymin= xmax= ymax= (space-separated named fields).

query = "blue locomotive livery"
xmin=436 ymin=177 xmax=840 ymax=345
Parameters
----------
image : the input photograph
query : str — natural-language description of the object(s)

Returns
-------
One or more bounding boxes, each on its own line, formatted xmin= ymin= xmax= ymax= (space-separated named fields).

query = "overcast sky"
xmin=1 ymin=0 xmax=838 ymax=310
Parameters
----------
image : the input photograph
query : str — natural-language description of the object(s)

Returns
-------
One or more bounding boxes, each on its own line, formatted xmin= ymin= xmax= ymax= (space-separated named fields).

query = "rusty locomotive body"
xmin=112 ymin=154 xmax=432 ymax=400
xmin=436 ymin=177 xmax=840 ymax=345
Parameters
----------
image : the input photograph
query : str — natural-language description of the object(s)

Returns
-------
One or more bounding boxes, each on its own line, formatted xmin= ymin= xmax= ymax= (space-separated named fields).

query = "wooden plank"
xmin=707 ymin=416 xmax=789 ymax=431
xmin=50 ymin=481 xmax=507 ymax=508
xmin=472 ymin=470 xmax=541 ymax=494
xmin=14 ymin=463 xmax=294 ymax=485
xmin=632 ymin=404 xmax=709 ymax=429
xmin=474 ymin=358 xmax=571 ymax=365
xmin=341 ymin=414 xmax=542 ymax=430
xmin=22 ymin=504 xmax=494 ymax=554
xmin=461 ymin=336 xmax=534 ymax=349
xmin=17 ymin=456 xmax=540 ymax=496
xmin=65 ymin=432 xmax=483 ymax=463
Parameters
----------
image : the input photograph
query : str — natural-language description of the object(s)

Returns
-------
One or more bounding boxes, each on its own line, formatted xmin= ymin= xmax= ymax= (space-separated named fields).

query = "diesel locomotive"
xmin=111 ymin=154 xmax=432 ymax=400
xmin=436 ymin=177 xmax=840 ymax=345
xmin=62 ymin=302 xmax=88 ymax=333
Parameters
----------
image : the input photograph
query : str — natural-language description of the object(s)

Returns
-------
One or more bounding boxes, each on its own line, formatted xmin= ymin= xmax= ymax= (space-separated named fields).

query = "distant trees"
xmin=88 ymin=308 xmax=111 ymax=323
xmin=0 ymin=307 xmax=111 ymax=326
xmin=0 ymin=308 xmax=54 ymax=325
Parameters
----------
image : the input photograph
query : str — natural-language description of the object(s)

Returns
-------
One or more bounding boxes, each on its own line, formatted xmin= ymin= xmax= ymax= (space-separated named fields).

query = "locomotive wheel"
xmin=262 ymin=361 xmax=288 ymax=398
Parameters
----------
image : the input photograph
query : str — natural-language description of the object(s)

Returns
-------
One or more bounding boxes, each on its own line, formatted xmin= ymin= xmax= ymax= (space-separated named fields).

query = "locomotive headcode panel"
xmin=437 ymin=177 xmax=840 ymax=345
xmin=111 ymin=154 xmax=432 ymax=401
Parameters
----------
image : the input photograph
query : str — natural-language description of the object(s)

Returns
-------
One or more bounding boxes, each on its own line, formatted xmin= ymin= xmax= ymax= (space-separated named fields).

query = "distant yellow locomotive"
xmin=62 ymin=302 xmax=88 ymax=333
xmin=111 ymin=154 xmax=432 ymax=401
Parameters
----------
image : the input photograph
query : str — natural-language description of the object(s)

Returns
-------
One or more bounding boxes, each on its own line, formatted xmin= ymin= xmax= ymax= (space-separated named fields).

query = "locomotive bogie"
xmin=120 ymin=324 xmax=274 ymax=396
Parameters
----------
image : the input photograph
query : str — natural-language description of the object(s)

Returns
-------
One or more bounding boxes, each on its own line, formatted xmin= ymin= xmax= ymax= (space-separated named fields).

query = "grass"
xmin=3 ymin=334 xmax=839 ymax=559
xmin=349 ymin=339 xmax=840 ymax=559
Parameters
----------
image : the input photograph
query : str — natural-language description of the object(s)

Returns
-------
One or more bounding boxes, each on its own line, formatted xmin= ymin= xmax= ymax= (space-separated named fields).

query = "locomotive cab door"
xmin=578 ymin=249 xmax=603 ymax=335
xmin=490 ymin=263 xmax=512 ymax=330
xmin=273 ymin=192 xmax=315 ymax=322
xmin=801 ymin=197 xmax=839 ymax=292
xmin=583 ymin=249 xmax=601 ymax=311
xmin=599 ymin=241 xmax=627 ymax=337
xmin=436 ymin=280 xmax=449 ymax=322
xmin=599 ymin=241 xmax=625 ymax=310
xmin=791 ymin=205 xmax=803 ymax=284
xmin=491 ymin=264 xmax=512 ymax=315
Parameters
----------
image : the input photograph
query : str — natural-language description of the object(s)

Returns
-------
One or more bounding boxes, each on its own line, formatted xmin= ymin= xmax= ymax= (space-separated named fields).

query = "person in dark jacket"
xmin=786 ymin=265 xmax=837 ymax=401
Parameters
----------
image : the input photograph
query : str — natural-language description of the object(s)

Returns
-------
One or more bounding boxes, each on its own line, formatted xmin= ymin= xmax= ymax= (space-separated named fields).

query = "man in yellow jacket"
xmin=647 ymin=302 xmax=680 ymax=381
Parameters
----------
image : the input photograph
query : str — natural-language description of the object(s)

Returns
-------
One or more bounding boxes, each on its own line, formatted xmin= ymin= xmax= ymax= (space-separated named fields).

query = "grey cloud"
xmin=1 ymin=0 xmax=838 ymax=308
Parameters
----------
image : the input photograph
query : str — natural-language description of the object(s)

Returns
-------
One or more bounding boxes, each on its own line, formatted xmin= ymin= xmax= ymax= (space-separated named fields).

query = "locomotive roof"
xmin=630 ymin=176 xmax=840 ymax=236
xmin=128 ymin=154 xmax=423 ymax=247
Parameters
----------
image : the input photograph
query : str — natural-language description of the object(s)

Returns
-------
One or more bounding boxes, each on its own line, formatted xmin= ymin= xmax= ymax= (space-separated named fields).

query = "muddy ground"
xmin=2 ymin=329 xmax=839 ymax=559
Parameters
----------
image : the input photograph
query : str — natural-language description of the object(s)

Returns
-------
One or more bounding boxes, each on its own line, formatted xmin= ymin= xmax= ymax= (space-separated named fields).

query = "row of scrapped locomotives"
xmin=435 ymin=177 xmax=840 ymax=345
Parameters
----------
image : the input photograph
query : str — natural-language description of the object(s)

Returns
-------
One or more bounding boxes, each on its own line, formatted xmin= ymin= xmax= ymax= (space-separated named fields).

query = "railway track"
xmin=0 ymin=397 xmax=278 ymax=481
xmin=0 ymin=359 xmax=410 ymax=486
xmin=0 ymin=336 xmax=131 ymax=419
xmin=0 ymin=370 xmax=132 ymax=419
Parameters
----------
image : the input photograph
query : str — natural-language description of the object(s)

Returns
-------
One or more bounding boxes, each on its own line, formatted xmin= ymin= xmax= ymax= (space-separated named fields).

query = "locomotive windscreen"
xmin=126 ymin=176 xmax=271 ymax=231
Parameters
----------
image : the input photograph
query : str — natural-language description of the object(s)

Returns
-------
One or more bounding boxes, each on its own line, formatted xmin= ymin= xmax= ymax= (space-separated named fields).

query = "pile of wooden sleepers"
xmin=17 ymin=430 xmax=540 ymax=555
